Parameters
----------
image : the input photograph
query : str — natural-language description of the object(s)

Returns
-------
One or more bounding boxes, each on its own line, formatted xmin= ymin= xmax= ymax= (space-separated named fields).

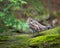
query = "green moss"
xmin=29 ymin=26 xmax=60 ymax=48
xmin=39 ymin=26 xmax=60 ymax=36
xmin=29 ymin=36 xmax=60 ymax=45
xmin=0 ymin=34 xmax=31 ymax=48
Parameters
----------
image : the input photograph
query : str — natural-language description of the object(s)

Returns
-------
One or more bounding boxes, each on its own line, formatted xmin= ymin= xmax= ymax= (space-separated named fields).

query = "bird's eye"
xmin=30 ymin=20 xmax=32 ymax=22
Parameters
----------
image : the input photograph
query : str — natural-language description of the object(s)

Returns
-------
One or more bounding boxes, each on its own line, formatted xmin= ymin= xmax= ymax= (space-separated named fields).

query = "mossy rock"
xmin=39 ymin=26 xmax=60 ymax=36
xmin=28 ymin=26 xmax=60 ymax=48
xmin=0 ymin=34 xmax=31 ymax=48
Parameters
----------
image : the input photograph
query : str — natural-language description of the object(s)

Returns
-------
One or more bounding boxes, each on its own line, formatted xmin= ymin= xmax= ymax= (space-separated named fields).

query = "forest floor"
xmin=0 ymin=26 xmax=60 ymax=48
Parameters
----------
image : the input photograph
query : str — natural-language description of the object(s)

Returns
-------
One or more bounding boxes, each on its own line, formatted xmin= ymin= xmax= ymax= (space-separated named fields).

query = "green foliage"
xmin=8 ymin=0 xmax=27 ymax=8
xmin=53 ymin=11 xmax=60 ymax=16
xmin=0 ymin=0 xmax=3 ymax=2
xmin=29 ymin=26 xmax=60 ymax=48
xmin=11 ymin=20 xmax=29 ymax=32
xmin=0 ymin=12 xmax=5 ymax=17
xmin=0 ymin=0 xmax=27 ymax=32
xmin=22 ymin=0 xmax=48 ymax=20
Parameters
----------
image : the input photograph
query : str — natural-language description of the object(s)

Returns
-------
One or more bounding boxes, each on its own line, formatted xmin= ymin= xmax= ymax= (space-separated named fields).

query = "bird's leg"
xmin=32 ymin=30 xmax=35 ymax=37
xmin=32 ymin=30 xmax=34 ymax=37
